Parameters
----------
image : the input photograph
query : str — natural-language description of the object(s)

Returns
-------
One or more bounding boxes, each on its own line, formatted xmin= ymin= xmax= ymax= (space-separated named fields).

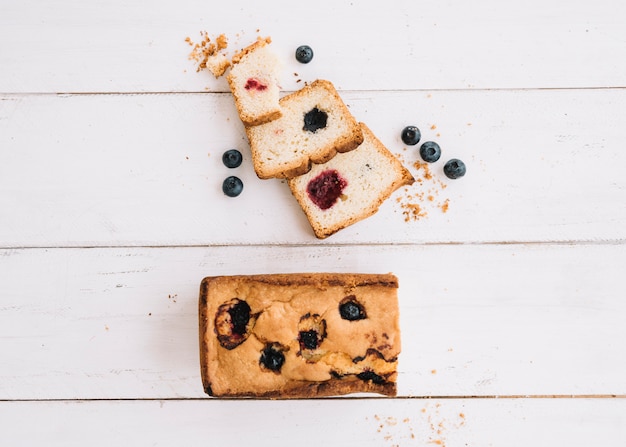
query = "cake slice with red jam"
xmin=227 ymin=37 xmax=282 ymax=126
xmin=245 ymin=79 xmax=364 ymax=179
xmin=288 ymin=123 xmax=415 ymax=239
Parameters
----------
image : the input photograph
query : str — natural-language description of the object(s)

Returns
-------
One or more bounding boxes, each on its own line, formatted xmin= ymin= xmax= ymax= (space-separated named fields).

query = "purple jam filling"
xmin=306 ymin=169 xmax=348 ymax=210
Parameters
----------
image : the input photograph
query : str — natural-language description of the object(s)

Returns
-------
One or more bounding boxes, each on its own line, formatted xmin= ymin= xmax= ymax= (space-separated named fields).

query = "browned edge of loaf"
xmin=230 ymin=36 xmax=272 ymax=64
xmin=198 ymin=273 xmax=399 ymax=398
xmin=249 ymin=79 xmax=365 ymax=180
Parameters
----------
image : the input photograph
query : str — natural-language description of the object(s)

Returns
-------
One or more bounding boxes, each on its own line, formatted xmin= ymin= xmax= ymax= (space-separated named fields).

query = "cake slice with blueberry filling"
xmin=227 ymin=37 xmax=283 ymax=126
xmin=199 ymin=273 xmax=401 ymax=398
xmin=288 ymin=122 xmax=415 ymax=239
xmin=245 ymin=79 xmax=364 ymax=179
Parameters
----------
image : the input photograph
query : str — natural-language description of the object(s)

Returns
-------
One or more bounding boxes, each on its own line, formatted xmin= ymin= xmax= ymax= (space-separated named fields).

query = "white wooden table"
xmin=2 ymin=0 xmax=626 ymax=445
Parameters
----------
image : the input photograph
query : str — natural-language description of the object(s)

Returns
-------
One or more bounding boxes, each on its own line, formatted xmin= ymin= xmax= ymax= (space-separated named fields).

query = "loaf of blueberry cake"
xmin=227 ymin=37 xmax=283 ymax=126
xmin=245 ymin=79 xmax=364 ymax=179
xmin=288 ymin=122 xmax=415 ymax=239
xmin=199 ymin=273 xmax=400 ymax=398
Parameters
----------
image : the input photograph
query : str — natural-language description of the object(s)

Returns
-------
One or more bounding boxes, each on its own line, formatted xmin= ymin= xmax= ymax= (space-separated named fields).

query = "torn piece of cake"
xmin=227 ymin=37 xmax=283 ymax=126
xmin=199 ymin=273 xmax=401 ymax=398
xmin=245 ymin=79 xmax=364 ymax=179
xmin=288 ymin=123 xmax=415 ymax=239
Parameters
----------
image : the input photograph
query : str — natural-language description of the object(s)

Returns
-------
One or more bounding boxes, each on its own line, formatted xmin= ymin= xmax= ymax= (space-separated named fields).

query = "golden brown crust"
xmin=199 ymin=273 xmax=400 ymax=398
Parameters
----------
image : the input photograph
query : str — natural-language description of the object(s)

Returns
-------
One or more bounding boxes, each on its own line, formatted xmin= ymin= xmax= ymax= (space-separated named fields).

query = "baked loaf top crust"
xmin=245 ymin=79 xmax=364 ymax=179
xmin=288 ymin=123 xmax=415 ymax=239
xmin=227 ymin=37 xmax=282 ymax=126
xmin=199 ymin=273 xmax=401 ymax=398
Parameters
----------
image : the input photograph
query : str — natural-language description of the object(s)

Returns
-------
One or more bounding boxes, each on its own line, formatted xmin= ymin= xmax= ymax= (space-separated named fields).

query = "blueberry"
xmin=339 ymin=295 xmax=367 ymax=321
xmin=299 ymin=330 xmax=320 ymax=350
xmin=357 ymin=370 xmax=385 ymax=385
xmin=222 ymin=149 xmax=242 ymax=168
xmin=228 ymin=299 xmax=251 ymax=337
xmin=303 ymin=107 xmax=328 ymax=133
xmin=443 ymin=158 xmax=467 ymax=179
xmin=295 ymin=45 xmax=314 ymax=63
xmin=419 ymin=141 xmax=441 ymax=163
xmin=401 ymin=126 xmax=421 ymax=146
xmin=222 ymin=176 xmax=243 ymax=197
xmin=260 ymin=343 xmax=285 ymax=372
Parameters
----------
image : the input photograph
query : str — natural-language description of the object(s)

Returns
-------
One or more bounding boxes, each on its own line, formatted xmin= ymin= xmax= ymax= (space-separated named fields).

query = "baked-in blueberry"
xmin=299 ymin=330 xmax=320 ymax=350
xmin=298 ymin=313 xmax=327 ymax=353
xmin=214 ymin=298 xmax=253 ymax=350
xmin=260 ymin=343 xmax=286 ymax=372
xmin=339 ymin=295 xmax=367 ymax=321
xmin=357 ymin=370 xmax=385 ymax=385
xmin=222 ymin=176 xmax=243 ymax=197
xmin=443 ymin=158 xmax=467 ymax=179
xmin=419 ymin=141 xmax=441 ymax=163
xmin=295 ymin=45 xmax=314 ymax=63
xmin=401 ymin=126 xmax=421 ymax=145
xmin=303 ymin=107 xmax=328 ymax=133
xmin=222 ymin=149 xmax=243 ymax=168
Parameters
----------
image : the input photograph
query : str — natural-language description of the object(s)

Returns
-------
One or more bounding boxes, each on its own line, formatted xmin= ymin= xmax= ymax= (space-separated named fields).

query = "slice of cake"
xmin=288 ymin=123 xmax=415 ymax=239
xmin=199 ymin=273 xmax=401 ymax=398
xmin=227 ymin=37 xmax=282 ymax=126
xmin=245 ymin=79 xmax=364 ymax=179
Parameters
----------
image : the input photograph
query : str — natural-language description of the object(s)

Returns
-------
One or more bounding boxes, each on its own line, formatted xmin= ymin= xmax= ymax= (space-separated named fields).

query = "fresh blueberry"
xmin=339 ymin=295 xmax=367 ymax=321
xmin=419 ymin=141 xmax=441 ymax=163
xmin=443 ymin=158 xmax=467 ymax=179
xmin=295 ymin=45 xmax=314 ymax=63
xmin=222 ymin=176 xmax=243 ymax=197
xmin=260 ymin=343 xmax=285 ymax=372
xmin=222 ymin=149 xmax=242 ymax=168
xmin=401 ymin=126 xmax=421 ymax=145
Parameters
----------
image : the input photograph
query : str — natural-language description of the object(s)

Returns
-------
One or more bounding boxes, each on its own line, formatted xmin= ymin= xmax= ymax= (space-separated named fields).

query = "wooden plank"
xmin=1 ymin=88 xmax=625 ymax=247
xmin=1 ymin=398 xmax=624 ymax=447
xmin=1 ymin=244 xmax=625 ymax=400
xmin=1 ymin=0 xmax=625 ymax=93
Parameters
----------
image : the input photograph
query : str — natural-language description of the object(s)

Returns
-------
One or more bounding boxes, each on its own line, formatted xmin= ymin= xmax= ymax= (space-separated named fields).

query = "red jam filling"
xmin=244 ymin=78 xmax=268 ymax=91
xmin=306 ymin=169 xmax=348 ymax=210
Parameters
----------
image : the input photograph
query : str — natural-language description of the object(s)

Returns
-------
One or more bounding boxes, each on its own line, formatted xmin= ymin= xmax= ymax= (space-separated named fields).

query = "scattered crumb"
xmin=186 ymin=31 xmax=231 ymax=77
xmin=431 ymin=369 xmax=437 ymax=374
xmin=430 ymin=124 xmax=437 ymax=130
xmin=395 ymin=156 xmax=450 ymax=222
xmin=148 ymin=313 xmax=152 ymax=316
xmin=104 ymin=325 xmax=109 ymax=331
xmin=168 ymin=294 xmax=178 ymax=303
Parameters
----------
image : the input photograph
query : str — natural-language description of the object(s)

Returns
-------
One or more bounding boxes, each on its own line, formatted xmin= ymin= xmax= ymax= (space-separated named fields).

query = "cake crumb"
xmin=186 ymin=31 xmax=231 ymax=77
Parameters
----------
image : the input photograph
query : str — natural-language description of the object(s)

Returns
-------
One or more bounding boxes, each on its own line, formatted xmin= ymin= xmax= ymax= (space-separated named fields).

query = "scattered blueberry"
xmin=419 ymin=141 xmax=441 ymax=163
xmin=295 ymin=45 xmax=314 ymax=63
xmin=401 ymin=126 xmax=421 ymax=146
xmin=303 ymin=107 xmax=328 ymax=133
xmin=443 ymin=158 xmax=467 ymax=179
xmin=339 ymin=295 xmax=367 ymax=321
xmin=260 ymin=343 xmax=285 ymax=372
xmin=222 ymin=175 xmax=243 ymax=197
xmin=222 ymin=149 xmax=243 ymax=168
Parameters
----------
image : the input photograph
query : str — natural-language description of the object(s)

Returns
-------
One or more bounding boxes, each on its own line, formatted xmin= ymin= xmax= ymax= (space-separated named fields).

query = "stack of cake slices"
xmin=219 ymin=37 xmax=415 ymax=238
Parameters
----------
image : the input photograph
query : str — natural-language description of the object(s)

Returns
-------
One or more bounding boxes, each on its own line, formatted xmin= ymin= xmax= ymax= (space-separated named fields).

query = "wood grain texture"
xmin=1 ymin=0 xmax=624 ymax=443
xmin=2 ymin=398 xmax=625 ymax=447
xmin=1 ymin=244 xmax=624 ymax=400
xmin=1 ymin=88 xmax=625 ymax=247
xmin=1 ymin=0 xmax=625 ymax=93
